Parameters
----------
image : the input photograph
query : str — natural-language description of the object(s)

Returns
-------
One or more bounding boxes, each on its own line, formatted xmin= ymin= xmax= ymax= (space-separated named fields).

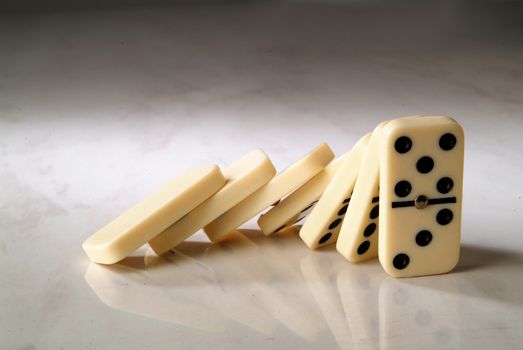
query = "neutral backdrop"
xmin=1 ymin=1 xmax=523 ymax=349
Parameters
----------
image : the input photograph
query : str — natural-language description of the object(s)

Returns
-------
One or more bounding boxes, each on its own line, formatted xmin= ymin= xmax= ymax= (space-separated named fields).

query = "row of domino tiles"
xmin=82 ymin=115 xmax=464 ymax=278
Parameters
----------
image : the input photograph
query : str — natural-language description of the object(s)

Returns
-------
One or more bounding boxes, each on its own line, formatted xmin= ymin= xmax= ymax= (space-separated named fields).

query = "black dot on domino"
xmin=395 ymin=180 xmax=412 ymax=197
xmin=329 ymin=218 xmax=342 ymax=230
xmin=318 ymin=232 xmax=332 ymax=244
xmin=395 ymin=136 xmax=412 ymax=154
xmin=416 ymin=156 xmax=434 ymax=174
xmin=370 ymin=205 xmax=379 ymax=219
xmin=415 ymin=230 xmax=433 ymax=246
xmin=363 ymin=223 xmax=376 ymax=237
xmin=343 ymin=197 xmax=351 ymax=204
xmin=440 ymin=133 xmax=457 ymax=151
xmin=393 ymin=253 xmax=410 ymax=270
xmin=338 ymin=204 xmax=348 ymax=216
xmin=357 ymin=241 xmax=370 ymax=255
xmin=436 ymin=209 xmax=453 ymax=225
xmin=437 ymin=177 xmax=454 ymax=194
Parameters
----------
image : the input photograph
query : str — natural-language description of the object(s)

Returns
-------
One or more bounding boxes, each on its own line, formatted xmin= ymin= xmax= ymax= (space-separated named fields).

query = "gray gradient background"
xmin=1 ymin=1 xmax=523 ymax=349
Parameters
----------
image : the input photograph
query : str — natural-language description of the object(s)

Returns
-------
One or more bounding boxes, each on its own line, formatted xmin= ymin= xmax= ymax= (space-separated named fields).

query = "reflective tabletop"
xmin=83 ymin=229 xmax=523 ymax=349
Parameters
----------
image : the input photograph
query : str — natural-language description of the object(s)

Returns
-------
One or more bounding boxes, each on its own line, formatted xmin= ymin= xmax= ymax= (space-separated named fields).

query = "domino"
xmin=336 ymin=122 xmax=388 ymax=263
xmin=82 ymin=164 xmax=225 ymax=264
xmin=148 ymin=150 xmax=276 ymax=255
xmin=204 ymin=143 xmax=335 ymax=242
xmin=299 ymin=133 xmax=370 ymax=249
xmin=257 ymin=154 xmax=346 ymax=235
xmin=379 ymin=116 xmax=464 ymax=277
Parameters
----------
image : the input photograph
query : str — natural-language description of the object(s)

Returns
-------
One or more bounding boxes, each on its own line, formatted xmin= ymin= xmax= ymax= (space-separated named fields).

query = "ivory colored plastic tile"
xmin=336 ymin=122 xmax=388 ymax=263
xmin=149 ymin=150 xmax=276 ymax=255
xmin=299 ymin=133 xmax=370 ymax=249
xmin=379 ymin=116 xmax=464 ymax=277
xmin=204 ymin=143 xmax=334 ymax=242
xmin=82 ymin=164 xmax=225 ymax=264
xmin=257 ymin=153 xmax=347 ymax=235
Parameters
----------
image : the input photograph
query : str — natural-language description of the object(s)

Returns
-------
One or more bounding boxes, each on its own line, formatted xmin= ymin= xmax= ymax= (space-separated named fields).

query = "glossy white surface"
xmin=1 ymin=1 xmax=523 ymax=349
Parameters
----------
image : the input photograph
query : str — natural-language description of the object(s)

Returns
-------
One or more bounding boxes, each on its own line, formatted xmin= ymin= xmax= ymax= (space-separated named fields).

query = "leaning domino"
xmin=336 ymin=122 xmax=387 ymax=263
xmin=149 ymin=150 xmax=276 ymax=255
xmin=257 ymin=154 xmax=347 ymax=235
xmin=300 ymin=133 xmax=370 ymax=249
xmin=204 ymin=143 xmax=335 ymax=242
xmin=82 ymin=164 xmax=225 ymax=264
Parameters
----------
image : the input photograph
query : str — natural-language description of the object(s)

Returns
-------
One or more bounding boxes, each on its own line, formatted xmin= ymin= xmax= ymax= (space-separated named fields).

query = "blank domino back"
xmin=82 ymin=165 xmax=225 ymax=264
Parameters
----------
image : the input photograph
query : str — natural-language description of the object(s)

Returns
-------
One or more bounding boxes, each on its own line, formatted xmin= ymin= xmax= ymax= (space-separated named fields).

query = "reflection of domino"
xmin=84 ymin=262 xmax=228 ymax=332
xmin=257 ymin=153 xmax=347 ymax=235
xmin=300 ymin=253 xmax=354 ymax=349
xmin=378 ymin=276 xmax=461 ymax=349
xmin=149 ymin=150 xmax=276 ymax=255
xmin=250 ymin=229 xmax=326 ymax=342
xmin=204 ymin=233 xmax=279 ymax=335
xmin=337 ymin=265 xmax=384 ymax=349
xmin=300 ymin=134 xmax=370 ymax=249
xmin=204 ymin=144 xmax=335 ymax=242
xmin=379 ymin=116 xmax=464 ymax=277
xmin=83 ymin=165 xmax=226 ymax=264
xmin=336 ymin=123 xmax=387 ymax=263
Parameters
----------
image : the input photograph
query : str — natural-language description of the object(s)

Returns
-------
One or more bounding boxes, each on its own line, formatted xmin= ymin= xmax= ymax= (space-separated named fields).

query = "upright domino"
xmin=82 ymin=165 xmax=225 ymax=264
xmin=379 ymin=116 xmax=464 ymax=277
xmin=204 ymin=144 xmax=335 ymax=242
xmin=299 ymin=133 xmax=370 ymax=249
xmin=149 ymin=150 xmax=276 ymax=255
xmin=336 ymin=122 xmax=388 ymax=263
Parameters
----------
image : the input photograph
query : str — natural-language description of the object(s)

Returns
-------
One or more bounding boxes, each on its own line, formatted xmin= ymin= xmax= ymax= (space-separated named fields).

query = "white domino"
xmin=379 ymin=116 xmax=464 ymax=277
xmin=82 ymin=165 xmax=225 ymax=264
xmin=257 ymin=154 xmax=347 ymax=236
xmin=204 ymin=144 xmax=335 ymax=242
xmin=336 ymin=122 xmax=388 ymax=263
xmin=149 ymin=150 xmax=276 ymax=255
xmin=300 ymin=133 xmax=371 ymax=249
